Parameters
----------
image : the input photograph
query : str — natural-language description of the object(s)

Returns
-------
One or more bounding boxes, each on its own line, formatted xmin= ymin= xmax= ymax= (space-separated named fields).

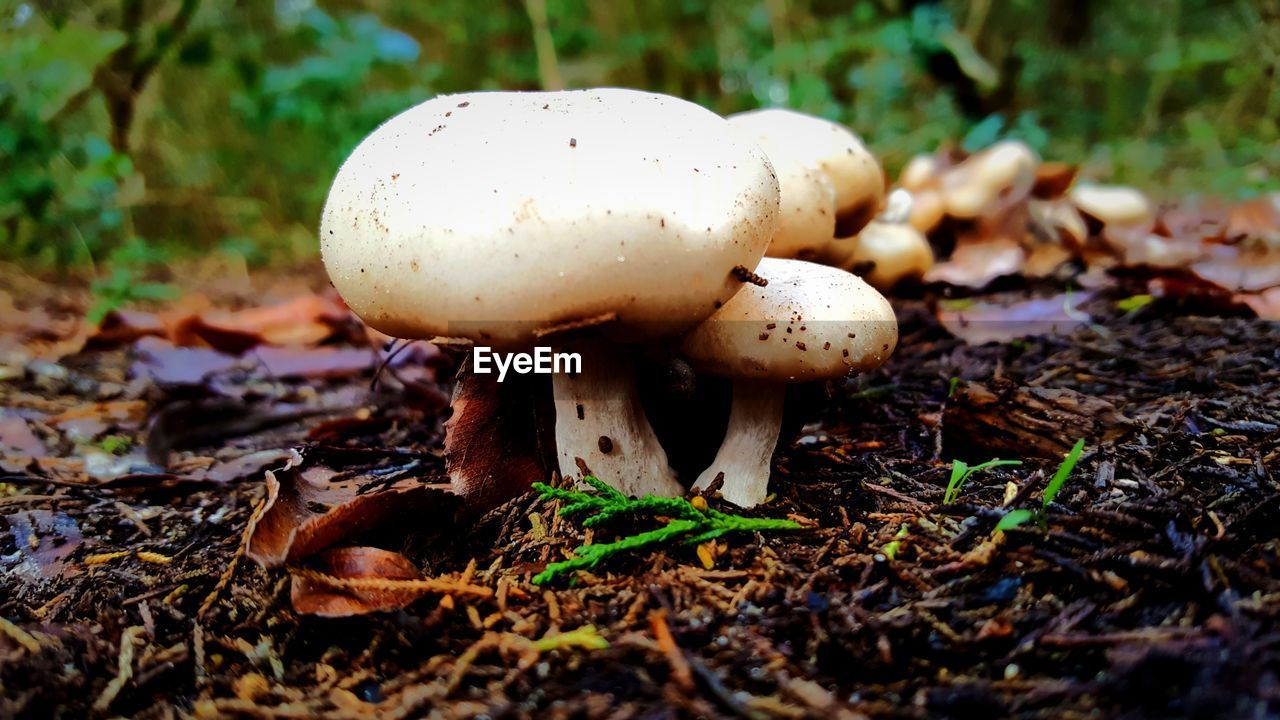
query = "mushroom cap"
xmin=899 ymin=154 xmax=941 ymax=192
xmin=847 ymin=221 xmax=935 ymax=290
xmin=680 ymin=258 xmax=898 ymax=382
xmin=321 ymin=89 xmax=780 ymax=346
xmin=943 ymin=140 xmax=1038 ymax=218
xmin=727 ymin=109 xmax=884 ymax=221
xmin=909 ymin=188 xmax=946 ymax=233
xmin=752 ymin=148 xmax=837 ymax=258
xmin=1069 ymin=183 xmax=1154 ymax=228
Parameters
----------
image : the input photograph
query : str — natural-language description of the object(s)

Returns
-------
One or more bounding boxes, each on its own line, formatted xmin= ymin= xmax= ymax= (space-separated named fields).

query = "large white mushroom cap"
xmin=680 ymin=258 xmax=897 ymax=382
xmin=321 ymin=88 xmax=780 ymax=347
xmin=727 ymin=109 xmax=884 ymax=229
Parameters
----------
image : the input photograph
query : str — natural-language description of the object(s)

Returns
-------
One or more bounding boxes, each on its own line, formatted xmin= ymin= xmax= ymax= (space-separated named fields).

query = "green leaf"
xmin=1116 ymin=294 xmax=1155 ymax=313
xmin=995 ymin=509 xmax=1036 ymax=533
xmin=943 ymin=458 xmax=1022 ymax=504
xmin=962 ymin=114 xmax=1005 ymax=153
xmin=1043 ymin=438 xmax=1086 ymax=509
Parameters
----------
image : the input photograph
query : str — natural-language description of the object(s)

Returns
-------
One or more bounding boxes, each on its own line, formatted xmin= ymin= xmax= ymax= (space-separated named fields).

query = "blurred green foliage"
xmin=1 ymin=0 xmax=1276 ymax=272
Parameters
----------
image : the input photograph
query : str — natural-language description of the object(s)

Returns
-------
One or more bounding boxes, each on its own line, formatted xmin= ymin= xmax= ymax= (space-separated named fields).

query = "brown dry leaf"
xmin=247 ymin=455 xmax=456 ymax=568
xmin=1022 ymin=242 xmax=1074 ymax=278
xmin=130 ymin=337 xmax=241 ymax=385
xmin=253 ymin=346 xmax=377 ymax=379
xmin=1237 ymin=287 xmax=1280 ymax=321
xmin=1226 ymin=195 xmax=1280 ymax=246
xmin=289 ymin=547 xmax=428 ymax=616
xmin=1030 ymin=162 xmax=1078 ymax=200
xmin=446 ymin=365 xmax=554 ymax=511
xmin=191 ymin=448 xmax=299 ymax=484
xmin=925 ymin=236 xmax=1026 ymax=288
xmin=0 ymin=415 xmax=47 ymax=457
xmin=47 ymin=401 xmax=147 ymax=443
xmin=89 ymin=310 xmax=167 ymax=347
xmin=936 ymin=292 xmax=1093 ymax=345
xmin=1190 ymin=247 xmax=1280 ymax=293
xmin=166 ymin=294 xmax=348 ymax=354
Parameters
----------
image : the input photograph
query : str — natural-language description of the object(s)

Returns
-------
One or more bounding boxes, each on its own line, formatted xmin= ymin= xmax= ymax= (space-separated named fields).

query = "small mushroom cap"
xmin=899 ymin=154 xmax=941 ymax=192
xmin=321 ymin=89 xmax=780 ymax=346
xmin=727 ymin=109 xmax=884 ymax=222
xmin=680 ymin=258 xmax=898 ymax=382
xmin=943 ymin=140 xmax=1038 ymax=218
xmin=1030 ymin=199 xmax=1087 ymax=247
xmin=847 ymin=221 xmax=935 ymax=290
xmin=909 ymin=188 xmax=946 ymax=233
xmin=1069 ymin=183 xmax=1154 ymax=228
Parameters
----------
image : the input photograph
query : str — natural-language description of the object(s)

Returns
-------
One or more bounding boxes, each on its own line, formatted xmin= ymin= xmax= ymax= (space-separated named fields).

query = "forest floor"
xmin=1 ymin=262 xmax=1277 ymax=719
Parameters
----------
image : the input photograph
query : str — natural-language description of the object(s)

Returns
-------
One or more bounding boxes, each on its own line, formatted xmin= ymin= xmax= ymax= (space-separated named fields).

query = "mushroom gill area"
xmin=445 ymin=343 xmax=821 ymax=509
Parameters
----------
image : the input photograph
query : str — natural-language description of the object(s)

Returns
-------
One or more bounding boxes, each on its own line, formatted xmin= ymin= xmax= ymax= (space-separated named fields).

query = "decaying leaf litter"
xmin=2 ymin=174 xmax=1279 ymax=718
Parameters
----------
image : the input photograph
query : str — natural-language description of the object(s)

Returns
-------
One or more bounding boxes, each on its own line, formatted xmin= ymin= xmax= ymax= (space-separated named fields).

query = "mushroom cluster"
xmin=723 ymin=109 xmax=941 ymax=291
xmin=320 ymin=88 xmax=900 ymax=508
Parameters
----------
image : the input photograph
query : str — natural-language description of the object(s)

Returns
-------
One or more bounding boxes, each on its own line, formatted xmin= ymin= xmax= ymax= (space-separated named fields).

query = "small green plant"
xmin=881 ymin=523 xmax=911 ymax=561
xmin=531 ymin=477 xmax=801 ymax=586
xmin=1116 ymin=294 xmax=1156 ymax=313
xmin=86 ymin=267 xmax=179 ymax=325
xmin=943 ymin=458 xmax=1022 ymax=504
xmin=994 ymin=438 xmax=1087 ymax=532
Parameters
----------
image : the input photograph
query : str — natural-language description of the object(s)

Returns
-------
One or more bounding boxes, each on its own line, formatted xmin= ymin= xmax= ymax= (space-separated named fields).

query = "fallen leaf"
xmin=144 ymin=397 xmax=330 ymax=466
xmin=167 ymin=294 xmax=350 ymax=354
xmin=47 ymin=401 xmax=147 ymax=444
xmin=1190 ymin=247 xmax=1280 ymax=293
xmin=131 ymin=337 xmax=240 ymax=385
xmin=247 ymin=453 xmax=456 ymax=568
xmin=936 ymin=292 xmax=1094 ymax=345
xmin=3 ymin=510 xmax=83 ymax=583
xmin=193 ymin=448 xmax=300 ymax=484
xmin=89 ymin=310 xmax=167 ymax=347
xmin=445 ymin=364 xmax=555 ymax=510
xmin=252 ymin=346 xmax=376 ymax=379
xmin=289 ymin=547 xmax=427 ymax=616
xmin=0 ymin=415 xmax=46 ymax=457
xmin=1030 ymin=162 xmax=1078 ymax=200
xmin=1237 ymin=287 xmax=1280 ymax=321
xmin=925 ymin=237 xmax=1026 ymax=288
xmin=1226 ymin=194 xmax=1280 ymax=246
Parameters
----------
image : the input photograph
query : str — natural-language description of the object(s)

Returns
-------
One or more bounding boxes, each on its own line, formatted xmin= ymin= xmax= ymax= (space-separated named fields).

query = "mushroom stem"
xmin=693 ymin=378 xmax=786 ymax=507
xmin=552 ymin=340 xmax=682 ymax=497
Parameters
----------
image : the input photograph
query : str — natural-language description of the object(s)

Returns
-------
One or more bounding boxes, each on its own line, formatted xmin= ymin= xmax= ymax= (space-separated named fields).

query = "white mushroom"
xmin=908 ymin=188 xmax=947 ymax=234
xmin=1069 ymin=183 xmax=1160 ymax=263
xmin=728 ymin=109 xmax=885 ymax=249
xmin=1069 ymin=183 xmax=1155 ymax=229
xmin=942 ymin=140 xmax=1039 ymax=219
xmin=899 ymin=153 xmax=942 ymax=192
xmin=846 ymin=226 xmax=935 ymax=290
xmin=729 ymin=141 xmax=836 ymax=259
xmin=321 ymin=88 xmax=780 ymax=498
xmin=824 ymin=190 xmax=934 ymax=290
xmin=680 ymin=258 xmax=897 ymax=507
